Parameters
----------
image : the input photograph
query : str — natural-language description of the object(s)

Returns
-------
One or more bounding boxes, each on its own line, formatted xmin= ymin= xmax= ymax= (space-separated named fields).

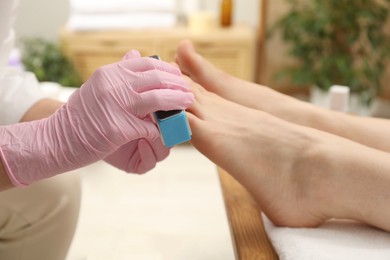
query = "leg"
xmin=187 ymin=83 xmax=390 ymax=231
xmin=0 ymin=173 xmax=81 ymax=260
xmin=176 ymin=40 xmax=390 ymax=153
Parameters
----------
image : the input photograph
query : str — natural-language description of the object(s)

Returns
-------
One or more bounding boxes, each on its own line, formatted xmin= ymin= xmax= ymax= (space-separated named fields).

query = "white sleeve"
xmin=0 ymin=0 xmax=17 ymax=66
xmin=0 ymin=0 xmax=45 ymax=125
xmin=0 ymin=68 xmax=44 ymax=125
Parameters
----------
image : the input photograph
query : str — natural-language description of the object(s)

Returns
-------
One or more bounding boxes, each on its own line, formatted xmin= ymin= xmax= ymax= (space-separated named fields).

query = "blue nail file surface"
xmin=149 ymin=55 xmax=192 ymax=147
xmin=153 ymin=110 xmax=191 ymax=147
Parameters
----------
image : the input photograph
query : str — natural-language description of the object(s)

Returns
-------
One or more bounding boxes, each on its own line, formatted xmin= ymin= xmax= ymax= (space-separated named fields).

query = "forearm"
xmin=20 ymin=98 xmax=64 ymax=121
xmin=0 ymin=98 xmax=63 ymax=190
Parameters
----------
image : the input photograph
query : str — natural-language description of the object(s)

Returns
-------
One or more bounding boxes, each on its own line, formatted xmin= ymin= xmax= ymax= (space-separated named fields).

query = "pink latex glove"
xmin=104 ymin=138 xmax=169 ymax=174
xmin=0 ymin=54 xmax=194 ymax=186
xmin=103 ymin=50 xmax=170 ymax=174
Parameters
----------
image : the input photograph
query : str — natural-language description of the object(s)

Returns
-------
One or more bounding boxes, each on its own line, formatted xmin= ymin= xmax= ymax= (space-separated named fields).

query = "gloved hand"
xmin=104 ymin=138 xmax=169 ymax=174
xmin=103 ymin=50 xmax=170 ymax=174
xmin=0 ymin=53 xmax=194 ymax=186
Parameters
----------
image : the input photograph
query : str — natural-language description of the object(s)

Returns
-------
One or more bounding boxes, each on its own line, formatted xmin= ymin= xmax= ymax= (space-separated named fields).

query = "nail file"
xmin=149 ymin=55 xmax=192 ymax=147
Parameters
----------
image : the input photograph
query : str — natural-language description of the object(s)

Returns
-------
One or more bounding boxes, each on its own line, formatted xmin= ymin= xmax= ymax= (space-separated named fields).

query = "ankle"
xmin=289 ymin=135 xmax=335 ymax=224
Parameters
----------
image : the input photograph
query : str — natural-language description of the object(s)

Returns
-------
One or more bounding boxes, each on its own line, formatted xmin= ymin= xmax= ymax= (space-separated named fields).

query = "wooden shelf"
xmin=60 ymin=25 xmax=256 ymax=82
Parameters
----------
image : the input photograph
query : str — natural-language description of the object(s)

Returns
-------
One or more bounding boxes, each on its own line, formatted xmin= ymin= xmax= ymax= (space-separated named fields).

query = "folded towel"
xmin=262 ymin=214 xmax=390 ymax=260
xmin=66 ymin=13 xmax=177 ymax=31
xmin=69 ymin=0 xmax=176 ymax=14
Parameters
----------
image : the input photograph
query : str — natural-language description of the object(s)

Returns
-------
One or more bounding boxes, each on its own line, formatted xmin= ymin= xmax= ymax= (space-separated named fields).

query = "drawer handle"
xmin=100 ymin=40 xmax=118 ymax=47
xmin=194 ymin=41 xmax=213 ymax=48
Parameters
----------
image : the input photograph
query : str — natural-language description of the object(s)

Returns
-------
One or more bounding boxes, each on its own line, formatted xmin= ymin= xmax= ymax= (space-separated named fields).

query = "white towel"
xmin=262 ymin=214 xmax=390 ymax=260
xmin=69 ymin=0 xmax=176 ymax=14
xmin=66 ymin=13 xmax=177 ymax=31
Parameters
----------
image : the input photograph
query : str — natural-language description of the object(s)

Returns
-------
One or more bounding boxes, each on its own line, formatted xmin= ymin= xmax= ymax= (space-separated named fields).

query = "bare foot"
xmin=179 ymin=40 xmax=390 ymax=231
xmin=176 ymin=40 xmax=321 ymax=127
xmin=187 ymin=83 xmax=330 ymax=227
xmin=176 ymin=41 xmax=291 ymax=109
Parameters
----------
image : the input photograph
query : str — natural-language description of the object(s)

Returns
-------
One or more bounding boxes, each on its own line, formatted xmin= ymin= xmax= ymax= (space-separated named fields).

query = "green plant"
xmin=20 ymin=37 xmax=82 ymax=87
xmin=270 ymin=0 xmax=390 ymax=104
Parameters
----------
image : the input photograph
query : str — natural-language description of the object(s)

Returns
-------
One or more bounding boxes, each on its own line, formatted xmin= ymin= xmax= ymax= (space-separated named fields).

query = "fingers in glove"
xmin=134 ymin=90 xmax=194 ymax=118
xmin=122 ymin=49 xmax=142 ymax=60
xmin=147 ymin=138 xmax=170 ymax=161
xmin=136 ymin=138 xmax=170 ymax=173
xmin=130 ymin=70 xmax=191 ymax=93
xmin=134 ymin=139 xmax=158 ymax=174
xmin=127 ymin=118 xmax=161 ymax=140
xmin=119 ymin=57 xmax=182 ymax=76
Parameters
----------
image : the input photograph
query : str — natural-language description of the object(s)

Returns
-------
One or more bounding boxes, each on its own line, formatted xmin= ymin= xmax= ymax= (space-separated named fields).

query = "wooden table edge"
xmin=217 ymin=167 xmax=278 ymax=260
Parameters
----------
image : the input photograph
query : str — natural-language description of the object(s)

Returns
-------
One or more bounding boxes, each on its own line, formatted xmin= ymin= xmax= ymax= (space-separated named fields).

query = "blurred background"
xmin=15 ymin=0 xmax=260 ymax=39
xmin=14 ymin=0 xmax=390 ymax=117
xmin=9 ymin=1 xmax=390 ymax=258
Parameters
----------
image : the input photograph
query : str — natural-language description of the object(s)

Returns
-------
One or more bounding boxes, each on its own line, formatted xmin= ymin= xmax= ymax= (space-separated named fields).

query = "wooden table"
xmin=218 ymin=168 xmax=278 ymax=260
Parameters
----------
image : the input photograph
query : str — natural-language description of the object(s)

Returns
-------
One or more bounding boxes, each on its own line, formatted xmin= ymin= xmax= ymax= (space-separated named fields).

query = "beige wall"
xmin=15 ymin=0 xmax=70 ymax=42
xmin=15 ymin=0 xmax=259 ymax=42
xmin=200 ymin=0 xmax=259 ymax=28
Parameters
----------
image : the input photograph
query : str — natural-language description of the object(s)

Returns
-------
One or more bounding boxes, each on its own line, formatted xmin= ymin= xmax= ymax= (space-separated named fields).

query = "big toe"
xmin=176 ymin=40 xmax=199 ymax=75
xmin=177 ymin=40 xmax=225 ymax=88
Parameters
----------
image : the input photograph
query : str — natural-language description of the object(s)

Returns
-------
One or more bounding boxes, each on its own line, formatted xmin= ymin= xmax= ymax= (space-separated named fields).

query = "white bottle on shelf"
xmin=329 ymin=85 xmax=350 ymax=112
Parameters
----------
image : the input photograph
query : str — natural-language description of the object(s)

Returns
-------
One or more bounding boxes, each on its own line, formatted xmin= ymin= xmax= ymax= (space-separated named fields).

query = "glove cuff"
xmin=0 ymin=142 xmax=25 ymax=186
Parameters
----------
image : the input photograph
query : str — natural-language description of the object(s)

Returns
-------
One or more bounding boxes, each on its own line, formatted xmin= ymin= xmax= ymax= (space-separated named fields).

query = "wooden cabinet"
xmin=60 ymin=25 xmax=256 ymax=82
